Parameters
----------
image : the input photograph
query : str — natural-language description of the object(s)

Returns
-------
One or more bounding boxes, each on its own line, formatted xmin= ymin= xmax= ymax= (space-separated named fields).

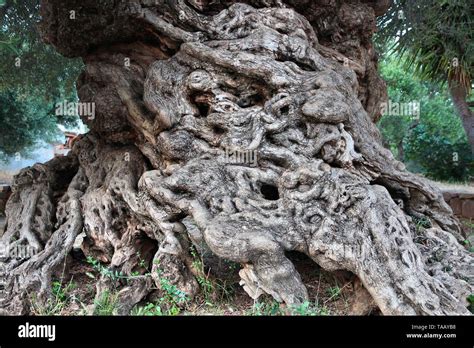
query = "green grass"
xmin=29 ymin=254 xmax=79 ymax=315
xmin=30 ymin=279 xmax=76 ymax=315
xmin=86 ymin=256 xmax=130 ymax=283
xmin=412 ymin=215 xmax=431 ymax=234
xmin=467 ymin=294 xmax=474 ymax=314
xmin=93 ymin=290 xmax=118 ymax=315
xmin=190 ymin=247 xmax=235 ymax=305
xmin=130 ymin=260 xmax=189 ymax=316
xmin=155 ymin=270 xmax=189 ymax=315
xmin=247 ymin=298 xmax=330 ymax=316
xmin=84 ymin=253 xmax=347 ymax=316
xmin=131 ymin=302 xmax=163 ymax=316
xmin=326 ymin=286 xmax=342 ymax=301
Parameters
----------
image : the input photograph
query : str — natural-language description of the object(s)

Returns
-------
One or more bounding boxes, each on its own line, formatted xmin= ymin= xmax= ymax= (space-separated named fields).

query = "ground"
xmin=29 ymin=250 xmax=379 ymax=316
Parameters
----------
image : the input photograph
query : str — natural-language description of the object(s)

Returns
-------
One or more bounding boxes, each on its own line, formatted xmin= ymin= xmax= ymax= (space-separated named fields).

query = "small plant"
xmin=131 ymin=302 xmax=163 ymax=316
xmin=30 ymin=279 xmax=76 ymax=315
xmin=287 ymin=301 xmax=330 ymax=316
xmin=192 ymin=257 xmax=215 ymax=303
xmin=467 ymin=294 xmax=474 ymax=314
xmin=192 ymin=254 xmax=216 ymax=305
xmin=413 ymin=215 xmax=431 ymax=233
xmin=93 ymin=290 xmax=118 ymax=315
xmin=462 ymin=238 xmax=474 ymax=253
xmin=326 ymin=286 xmax=342 ymax=301
xmin=86 ymin=256 xmax=129 ymax=284
xmin=248 ymin=298 xmax=330 ymax=316
xmin=137 ymin=252 xmax=147 ymax=269
xmin=249 ymin=299 xmax=282 ymax=316
xmin=153 ymin=261 xmax=190 ymax=315
xmin=190 ymin=247 xmax=235 ymax=305
xmin=52 ymin=280 xmax=75 ymax=303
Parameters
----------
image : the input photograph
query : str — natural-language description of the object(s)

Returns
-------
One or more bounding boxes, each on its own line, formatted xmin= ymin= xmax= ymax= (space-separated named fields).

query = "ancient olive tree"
xmin=0 ymin=0 xmax=472 ymax=315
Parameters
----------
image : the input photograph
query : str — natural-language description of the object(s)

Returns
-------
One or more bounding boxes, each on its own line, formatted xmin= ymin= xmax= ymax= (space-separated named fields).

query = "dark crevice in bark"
xmin=260 ymin=183 xmax=280 ymax=200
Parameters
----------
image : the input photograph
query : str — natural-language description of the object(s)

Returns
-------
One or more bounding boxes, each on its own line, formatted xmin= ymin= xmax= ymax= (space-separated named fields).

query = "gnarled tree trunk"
xmin=0 ymin=0 xmax=472 ymax=315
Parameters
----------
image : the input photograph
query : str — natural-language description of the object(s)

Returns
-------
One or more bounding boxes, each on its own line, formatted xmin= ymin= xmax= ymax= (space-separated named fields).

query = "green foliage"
xmin=52 ymin=280 xmax=75 ymax=303
xmin=404 ymin=126 xmax=472 ymax=180
xmin=132 ymin=250 xmax=237 ymax=316
xmin=190 ymin=247 xmax=235 ymax=304
xmin=131 ymin=261 xmax=190 ymax=316
xmin=87 ymin=255 xmax=189 ymax=316
xmin=131 ymin=302 xmax=164 ymax=316
xmin=467 ymin=294 xmax=474 ymax=314
xmin=376 ymin=0 xmax=472 ymax=91
xmin=0 ymin=0 xmax=83 ymax=159
xmin=30 ymin=279 xmax=76 ymax=315
xmin=287 ymin=301 xmax=330 ymax=316
xmin=250 ymin=300 xmax=282 ymax=316
xmin=154 ymin=264 xmax=189 ymax=315
xmin=326 ymin=286 xmax=342 ymax=301
xmin=86 ymin=256 xmax=129 ymax=284
xmin=0 ymin=90 xmax=59 ymax=160
xmin=413 ymin=215 xmax=431 ymax=234
xmin=377 ymin=53 xmax=472 ymax=181
xmin=93 ymin=290 xmax=118 ymax=316
xmin=377 ymin=1 xmax=473 ymax=161
xmin=248 ymin=298 xmax=330 ymax=316
xmin=0 ymin=0 xmax=83 ymax=97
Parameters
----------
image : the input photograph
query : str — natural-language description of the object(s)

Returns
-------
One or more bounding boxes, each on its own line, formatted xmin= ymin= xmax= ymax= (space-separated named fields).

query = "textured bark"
xmin=450 ymin=83 xmax=474 ymax=155
xmin=0 ymin=0 xmax=472 ymax=315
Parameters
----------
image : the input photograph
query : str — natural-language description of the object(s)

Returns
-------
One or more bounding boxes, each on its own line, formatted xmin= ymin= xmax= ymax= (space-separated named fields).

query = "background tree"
xmin=0 ymin=91 xmax=57 ymax=161
xmin=378 ymin=51 xmax=472 ymax=181
xmin=0 ymin=0 xmax=83 ymax=160
xmin=376 ymin=0 xmax=474 ymax=154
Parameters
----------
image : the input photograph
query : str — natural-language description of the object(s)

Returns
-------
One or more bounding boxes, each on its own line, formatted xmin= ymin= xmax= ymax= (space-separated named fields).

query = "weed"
xmin=93 ymin=290 xmax=118 ymax=315
xmin=326 ymin=286 xmax=342 ymax=301
xmin=151 ymin=261 xmax=190 ymax=315
xmin=131 ymin=302 xmax=163 ymax=316
xmin=131 ymin=271 xmax=188 ymax=316
xmin=249 ymin=299 xmax=281 ymax=316
xmin=52 ymin=280 xmax=75 ymax=303
xmin=190 ymin=247 xmax=235 ymax=304
xmin=462 ymin=239 xmax=474 ymax=253
xmin=287 ymin=301 xmax=330 ymax=316
xmin=248 ymin=298 xmax=330 ymax=316
xmin=86 ymin=256 xmax=129 ymax=284
xmin=413 ymin=215 xmax=431 ymax=233
xmin=30 ymin=279 xmax=76 ymax=315
xmin=29 ymin=254 xmax=77 ymax=315
xmin=467 ymin=294 xmax=474 ymax=314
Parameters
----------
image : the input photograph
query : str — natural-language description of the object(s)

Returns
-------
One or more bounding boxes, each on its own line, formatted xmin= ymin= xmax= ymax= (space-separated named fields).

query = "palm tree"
xmin=377 ymin=0 xmax=473 ymax=154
